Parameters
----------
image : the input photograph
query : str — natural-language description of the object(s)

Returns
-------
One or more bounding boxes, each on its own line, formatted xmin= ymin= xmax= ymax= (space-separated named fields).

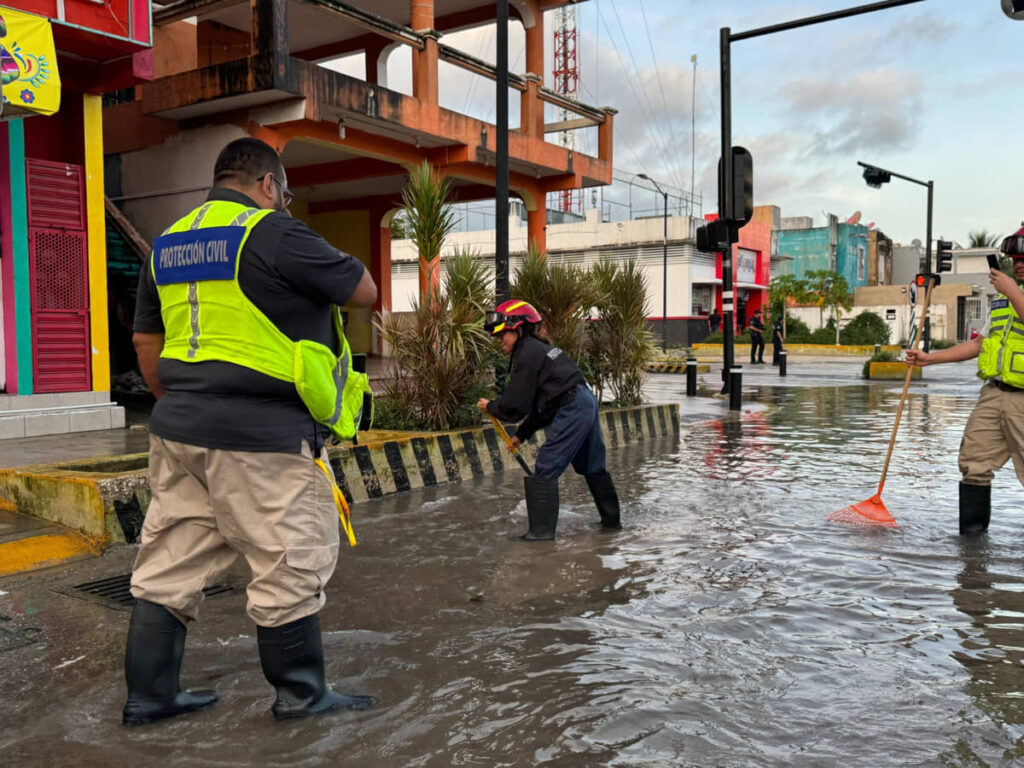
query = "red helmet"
xmin=485 ymin=299 xmax=542 ymax=335
xmin=1000 ymin=224 xmax=1024 ymax=258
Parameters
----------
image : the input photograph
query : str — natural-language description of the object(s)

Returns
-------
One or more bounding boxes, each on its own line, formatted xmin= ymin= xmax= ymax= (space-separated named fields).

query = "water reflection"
xmin=948 ymin=538 xmax=1024 ymax=764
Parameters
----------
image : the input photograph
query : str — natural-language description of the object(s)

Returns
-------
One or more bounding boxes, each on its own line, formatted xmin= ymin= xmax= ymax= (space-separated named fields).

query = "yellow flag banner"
xmin=0 ymin=6 xmax=60 ymax=119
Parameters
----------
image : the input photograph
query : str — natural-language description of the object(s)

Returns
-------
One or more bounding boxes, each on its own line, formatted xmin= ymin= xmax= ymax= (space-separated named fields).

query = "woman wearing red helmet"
xmin=907 ymin=225 xmax=1024 ymax=533
xmin=478 ymin=299 xmax=620 ymax=540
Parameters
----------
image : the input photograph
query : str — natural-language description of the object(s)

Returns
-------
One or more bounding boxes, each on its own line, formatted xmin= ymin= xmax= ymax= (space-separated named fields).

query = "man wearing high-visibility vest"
xmin=907 ymin=225 xmax=1024 ymax=535
xmin=124 ymin=138 xmax=377 ymax=725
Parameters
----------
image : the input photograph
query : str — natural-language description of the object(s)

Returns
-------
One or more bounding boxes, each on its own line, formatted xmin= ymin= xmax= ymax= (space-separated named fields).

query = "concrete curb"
xmin=0 ymin=403 xmax=680 ymax=550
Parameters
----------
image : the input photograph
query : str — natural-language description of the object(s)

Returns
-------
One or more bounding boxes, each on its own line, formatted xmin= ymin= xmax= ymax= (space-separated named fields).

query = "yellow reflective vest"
xmin=978 ymin=292 xmax=1024 ymax=388
xmin=151 ymin=200 xmax=371 ymax=441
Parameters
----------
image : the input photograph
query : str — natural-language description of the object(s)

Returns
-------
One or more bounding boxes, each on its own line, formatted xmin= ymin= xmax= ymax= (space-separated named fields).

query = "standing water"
xmin=2 ymin=364 xmax=1023 ymax=767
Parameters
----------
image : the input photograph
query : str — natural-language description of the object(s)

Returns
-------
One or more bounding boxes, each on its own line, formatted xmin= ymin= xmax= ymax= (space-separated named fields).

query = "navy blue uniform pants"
xmin=534 ymin=385 xmax=607 ymax=480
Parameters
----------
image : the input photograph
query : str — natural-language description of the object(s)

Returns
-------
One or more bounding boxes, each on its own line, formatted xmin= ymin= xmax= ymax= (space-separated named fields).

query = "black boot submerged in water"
xmin=521 ymin=476 xmax=559 ymax=540
xmin=959 ymin=482 xmax=991 ymax=535
xmin=122 ymin=599 xmax=218 ymax=726
xmin=585 ymin=471 xmax=622 ymax=529
xmin=258 ymin=613 xmax=373 ymax=720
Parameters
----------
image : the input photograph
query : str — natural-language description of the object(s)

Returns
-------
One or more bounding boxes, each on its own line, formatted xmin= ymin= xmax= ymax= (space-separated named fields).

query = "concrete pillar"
xmin=410 ymin=0 xmax=433 ymax=31
xmin=370 ymin=205 xmax=394 ymax=316
xmin=524 ymin=14 xmax=544 ymax=79
xmin=412 ymin=32 xmax=440 ymax=105
xmin=520 ymin=74 xmax=543 ymax=138
xmin=527 ymin=206 xmax=546 ymax=254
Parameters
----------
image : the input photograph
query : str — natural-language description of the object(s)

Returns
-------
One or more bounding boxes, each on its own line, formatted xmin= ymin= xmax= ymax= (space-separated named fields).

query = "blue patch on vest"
xmin=152 ymin=226 xmax=243 ymax=285
xmin=992 ymin=298 xmax=1010 ymax=310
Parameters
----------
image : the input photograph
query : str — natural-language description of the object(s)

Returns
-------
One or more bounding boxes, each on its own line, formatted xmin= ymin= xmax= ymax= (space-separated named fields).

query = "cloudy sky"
xmin=336 ymin=0 xmax=1021 ymax=247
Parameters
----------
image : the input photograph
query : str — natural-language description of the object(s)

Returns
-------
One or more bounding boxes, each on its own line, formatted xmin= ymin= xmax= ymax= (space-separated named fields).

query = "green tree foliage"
xmin=777 ymin=315 xmax=811 ymax=342
xmin=375 ymin=250 xmax=499 ymax=431
xmin=968 ymin=229 xmax=1002 ymax=248
xmin=768 ymin=274 xmax=809 ymax=338
xmin=840 ymin=311 xmax=891 ymax=345
xmin=587 ymin=257 xmax=653 ymax=405
xmin=389 ymin=210 xmax=412 ymax=240
xmin=401 ymin=161 xmax=456 ymax=303
xmin=805 ymin=270 xmax=852 ymax=345
xmin=511 ymin=243 xmax=597 ymax=365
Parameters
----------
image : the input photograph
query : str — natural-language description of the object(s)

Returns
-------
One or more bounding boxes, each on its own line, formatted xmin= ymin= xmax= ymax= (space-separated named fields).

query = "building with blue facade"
xmin=775 ymin=214 xmax=872 ymax=289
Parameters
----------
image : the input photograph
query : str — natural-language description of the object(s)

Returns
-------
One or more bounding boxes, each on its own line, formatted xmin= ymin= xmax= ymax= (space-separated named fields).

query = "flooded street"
xmin=4 ymin=364 xmax=1024 ymax=766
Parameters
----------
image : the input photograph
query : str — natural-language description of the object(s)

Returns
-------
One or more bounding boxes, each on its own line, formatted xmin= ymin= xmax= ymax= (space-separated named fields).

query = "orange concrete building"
xmin=103 ymin=0 xmax=615 ymax=355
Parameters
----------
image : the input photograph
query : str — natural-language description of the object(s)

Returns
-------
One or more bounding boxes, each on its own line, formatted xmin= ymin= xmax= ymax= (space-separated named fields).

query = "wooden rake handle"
xmin=877 ymin=277 xmax=935 ymax=493
xmin=487 ymin=412 xmax=533 ymax=475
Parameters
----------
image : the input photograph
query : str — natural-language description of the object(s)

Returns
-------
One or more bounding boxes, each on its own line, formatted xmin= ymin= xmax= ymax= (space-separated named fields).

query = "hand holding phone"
xmin=988 ymin=253 xmax=1000 ymax=270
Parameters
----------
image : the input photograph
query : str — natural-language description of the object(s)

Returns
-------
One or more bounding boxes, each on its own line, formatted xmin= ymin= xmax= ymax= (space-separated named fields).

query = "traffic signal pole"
xmin=719 ymin=27 xmax=735 ymax=394
xmin=715 ymin=0 xmax=926 ymax=402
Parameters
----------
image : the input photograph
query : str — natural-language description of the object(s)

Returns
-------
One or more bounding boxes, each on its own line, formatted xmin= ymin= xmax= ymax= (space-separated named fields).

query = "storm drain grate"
xmin=71 ymin=573 xmax=235 ymax=608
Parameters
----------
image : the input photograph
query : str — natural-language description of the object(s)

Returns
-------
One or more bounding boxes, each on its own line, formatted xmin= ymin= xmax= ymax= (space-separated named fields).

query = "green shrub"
xmin=840 ymin=311 xmax=891 ymax=345
xmin=780 ymin=315 xmax=812 ymax=342
xmin=699 ymin=330 xmax=751 ymax=344
xmin=929 ymin=338 xmax=956 ymax=350
xmin=862 ymin=349 xmax=899 ymax=378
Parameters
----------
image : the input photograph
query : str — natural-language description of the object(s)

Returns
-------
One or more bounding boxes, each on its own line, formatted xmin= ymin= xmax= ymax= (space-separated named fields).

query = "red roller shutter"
xmin=26 ymin=160 xmax=91 ymax=393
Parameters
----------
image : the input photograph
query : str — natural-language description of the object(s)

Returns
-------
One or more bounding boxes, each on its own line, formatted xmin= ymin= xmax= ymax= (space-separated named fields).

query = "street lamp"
xmin=638 ymin=174 xmax=669 ymax=353
xmin=857 ymin=160 xmax=934 ymax=349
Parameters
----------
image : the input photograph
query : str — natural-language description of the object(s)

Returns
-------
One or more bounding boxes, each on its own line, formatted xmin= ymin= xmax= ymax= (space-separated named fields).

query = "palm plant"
xmin=588 ymin=257 xmax=653 ymax=405
xmin=401 ymin=161 xmax=456 ymax=303
xmin=511 ymin=243 xmax=597 ymax=364
xmin=375 ymin=248 xmax=497 ymax=430
xmin=968 ymin=229 xmax=1001 ymax=248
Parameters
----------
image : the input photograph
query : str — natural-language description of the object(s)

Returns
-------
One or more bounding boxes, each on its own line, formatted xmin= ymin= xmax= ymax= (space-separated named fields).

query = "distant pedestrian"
xmin=477 ymin=299 xmax=621 ymax=540
xmin=772 ymin=314 xmax=785 ymax=365
xmin=708 ymin=308 xmax=722 ymax=334
xmin=748 ymin=309 xmax=766 ymax=365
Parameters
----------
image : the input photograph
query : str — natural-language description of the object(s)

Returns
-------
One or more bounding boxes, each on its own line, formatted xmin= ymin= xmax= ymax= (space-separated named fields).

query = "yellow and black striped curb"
xmin=0 ymin=403 xmax=680 ymax=551
xmin=645 ymin=362 xmax=711 ymax=374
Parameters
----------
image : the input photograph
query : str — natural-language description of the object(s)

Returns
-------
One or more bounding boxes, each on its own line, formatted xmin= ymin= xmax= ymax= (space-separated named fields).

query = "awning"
xmin=0 ymin=7 xmax=60 ymax=119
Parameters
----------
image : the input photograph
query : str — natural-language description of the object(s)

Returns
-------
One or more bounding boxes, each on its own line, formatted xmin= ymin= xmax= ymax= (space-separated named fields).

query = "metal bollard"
xmin=779 ymin=350 xmax=787 ymax=377
xmin=874 ymin=343 xmax=881 ymax=357
xmin=729 ymin=365 xmax=743 ymax=411
xmin=685 ymin=357 xmax=697 ymax=397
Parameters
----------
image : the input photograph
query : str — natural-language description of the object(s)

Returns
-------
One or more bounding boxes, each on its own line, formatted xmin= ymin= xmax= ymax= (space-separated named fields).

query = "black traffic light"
xmin=718 ymin=146 xmax=754 ymax=227
xmin=936 ymin=239 xmax=953 ymax=273
xmin=1003 ymin=0 xmax=1024 ymax=20
xmin=696 ymin=218 xmax=729 ymax=253
xmin=862 ymin=166 xmax=891 ymax=188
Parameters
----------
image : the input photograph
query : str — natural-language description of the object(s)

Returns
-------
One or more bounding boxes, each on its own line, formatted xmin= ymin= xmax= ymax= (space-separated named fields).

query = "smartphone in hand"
xmin=988 ymin=253 xmax=1000 ymax=270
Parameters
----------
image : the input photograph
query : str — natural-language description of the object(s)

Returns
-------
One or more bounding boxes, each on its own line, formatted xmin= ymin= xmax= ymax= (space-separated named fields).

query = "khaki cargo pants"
xmin=130 ymin=435 xmax=340 ymax=627
xmin=959 ymin=382 xmax=1024 ymax=487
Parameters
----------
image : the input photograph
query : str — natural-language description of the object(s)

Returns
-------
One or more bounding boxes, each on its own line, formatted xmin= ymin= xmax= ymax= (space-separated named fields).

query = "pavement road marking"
xmin=0 ymin=533 xmax=97 ymax=577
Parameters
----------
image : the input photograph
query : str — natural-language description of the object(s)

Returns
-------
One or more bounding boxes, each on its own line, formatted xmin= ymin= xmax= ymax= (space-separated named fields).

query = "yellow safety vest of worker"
xmin=151 ymin=200 xmax=371 ymax=442
xmin=978 ymin=293 xmax=1024 ymax=388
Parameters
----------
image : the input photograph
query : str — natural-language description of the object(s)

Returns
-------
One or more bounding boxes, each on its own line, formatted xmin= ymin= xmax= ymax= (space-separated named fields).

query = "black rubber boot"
xmin=521 ymin=476 xmax=559 ymax=541
xmin=122 ymin=599 xmax=217 ymax=726
xmin=586 ymin=471 xmax=621 ymax=529
xmin=960 ymin=482 xmax=991 ymax=535
xmin=257 ymin=613 xmax=373 ymax=720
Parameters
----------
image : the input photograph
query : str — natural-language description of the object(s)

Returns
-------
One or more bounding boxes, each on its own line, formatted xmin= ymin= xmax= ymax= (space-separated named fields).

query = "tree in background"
xmin=805 ymin=269 xmax=852 ymax=345
xmin=768 ymin=274 xmax=809 ymax=339
xmin=968 ymin=229 xmax=1002 ymax=248
xmin=402 ymin=161 xmax=456 ymax=303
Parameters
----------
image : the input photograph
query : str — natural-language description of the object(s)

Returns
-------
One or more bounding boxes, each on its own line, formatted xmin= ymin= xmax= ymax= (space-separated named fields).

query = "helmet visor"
xmin=1000 ymin=235 xmax=1024 ymax=257
xmin=484 ymin=310 xmax=507 ymax=335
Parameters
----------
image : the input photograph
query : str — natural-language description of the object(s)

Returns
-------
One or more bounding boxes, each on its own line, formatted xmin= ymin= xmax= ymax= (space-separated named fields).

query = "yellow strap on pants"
xmin=315 ymin=458 xmax=357 ymax=547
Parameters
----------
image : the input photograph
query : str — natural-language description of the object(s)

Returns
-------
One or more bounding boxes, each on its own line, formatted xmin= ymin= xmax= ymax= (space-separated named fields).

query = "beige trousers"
xmin=130 ymin=435 xmax=340 ymax=627
xmin=959 ymin=383 xmax=1024 ymax=486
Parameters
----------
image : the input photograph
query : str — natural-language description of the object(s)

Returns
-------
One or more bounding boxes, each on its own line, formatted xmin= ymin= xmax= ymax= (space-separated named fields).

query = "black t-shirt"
xmin=749 ymin=315 xmax=765 ymax=336
xmin=486 ymin=334 xmax=585 ymax=441
xmin=133 ymin=188 xmax=367 ymax=453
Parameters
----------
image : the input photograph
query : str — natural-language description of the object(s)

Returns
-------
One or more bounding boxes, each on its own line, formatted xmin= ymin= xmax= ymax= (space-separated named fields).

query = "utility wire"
xmin=606 ymin=0 xmax=685 ymax=191
xmin=639 ymin=2 xmax=688 ymax=193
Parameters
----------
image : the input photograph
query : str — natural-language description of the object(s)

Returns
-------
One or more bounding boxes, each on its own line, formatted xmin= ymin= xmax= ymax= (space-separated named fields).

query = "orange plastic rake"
xmin=827 ymin=276 xmax=936 ymax=528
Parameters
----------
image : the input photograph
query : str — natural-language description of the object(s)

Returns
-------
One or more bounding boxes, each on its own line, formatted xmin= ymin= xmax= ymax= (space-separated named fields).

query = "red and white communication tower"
xmin=553 ymin=4 xmax=580 ymax=215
